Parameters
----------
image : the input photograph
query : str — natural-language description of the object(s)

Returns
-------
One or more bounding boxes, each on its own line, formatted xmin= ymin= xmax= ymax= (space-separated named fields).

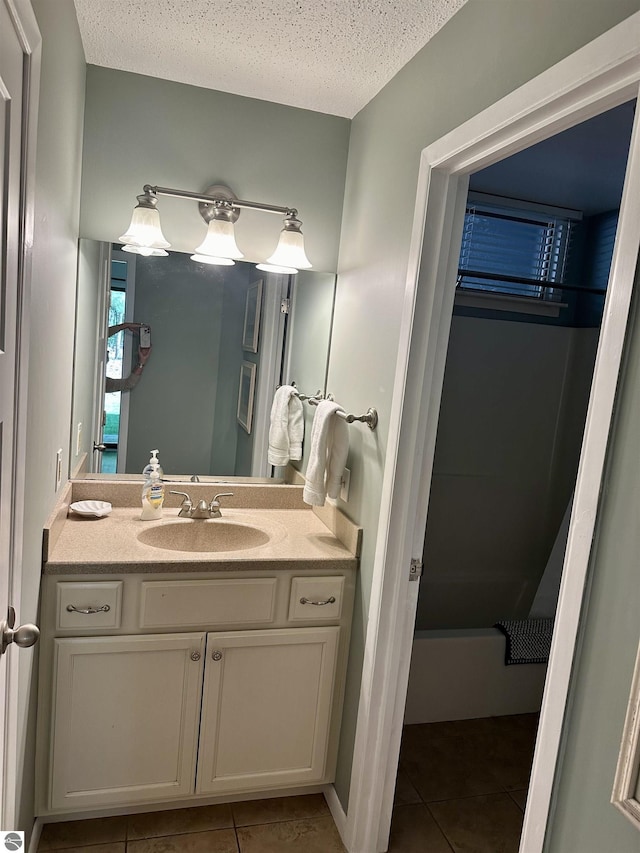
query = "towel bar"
xmin=307 ymin=396 xmax=378 ymax=431
xmin=337 ymin=407 xmax=379 ymax=430
xmin=280 ymin=382 xmax=324 ymax=402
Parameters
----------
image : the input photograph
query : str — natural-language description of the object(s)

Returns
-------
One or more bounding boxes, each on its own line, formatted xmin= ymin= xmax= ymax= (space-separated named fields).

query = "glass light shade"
xmin=264 ymin=224 xmax=312 ymax=271
xmin=122 ymin=244 xmax=169 ymax=257
xmin=119 ymin=205 xmax=171 ymax=250
xmin=190 ymin=253 xmax=235 ymax=266
xmin=256 ymin=262 xmax=298 ymax=275
xmin=193 ymin=219 xmax=244 ymax=261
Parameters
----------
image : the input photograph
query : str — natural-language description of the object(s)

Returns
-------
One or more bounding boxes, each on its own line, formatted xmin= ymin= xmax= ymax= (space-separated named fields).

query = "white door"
xmin=49 ymin=634 xmax=205 ymax=811
xmin=0 ymin=0 xmax=40 ymax=829
xmin=196 ymin=627 xmax=339 ymax=794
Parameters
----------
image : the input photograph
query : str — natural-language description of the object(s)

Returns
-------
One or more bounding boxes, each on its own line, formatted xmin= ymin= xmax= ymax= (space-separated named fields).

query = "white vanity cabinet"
xmin=37 ymin=569 xmax=354 ymax=817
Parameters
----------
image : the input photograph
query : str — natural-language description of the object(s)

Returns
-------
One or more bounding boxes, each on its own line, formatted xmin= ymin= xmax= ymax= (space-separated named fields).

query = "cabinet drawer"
xmin=139 ymin=578 xmax=278 ymax=629
xmin=56 ymin=582 xmax=123 ymax=630
xmin=288 ymin=577 xmax=344 ymax=622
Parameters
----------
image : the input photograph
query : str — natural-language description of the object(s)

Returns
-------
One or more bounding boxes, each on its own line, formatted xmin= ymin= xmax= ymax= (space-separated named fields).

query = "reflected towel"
xmin=303 ymin=400 xmax=349 ymax=506
xmin=268 ymin=385 xmax=304 ymax=466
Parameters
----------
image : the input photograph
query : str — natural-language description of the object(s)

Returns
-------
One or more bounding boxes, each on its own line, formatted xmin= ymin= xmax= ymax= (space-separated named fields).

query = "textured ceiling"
xmin=73 ymin=0 xmax=468 ymax=118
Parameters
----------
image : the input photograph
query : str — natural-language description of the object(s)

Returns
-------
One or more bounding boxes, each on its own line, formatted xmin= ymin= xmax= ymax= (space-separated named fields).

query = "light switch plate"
xmin=55 ymin=449 xmax=63 ymax=491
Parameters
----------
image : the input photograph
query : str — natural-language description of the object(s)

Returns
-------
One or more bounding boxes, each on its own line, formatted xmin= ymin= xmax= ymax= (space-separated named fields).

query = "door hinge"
xmin=280 ymin=298 xmax=290 ymax=314
xmin=409 ymin=558 xmax=423 ymax=581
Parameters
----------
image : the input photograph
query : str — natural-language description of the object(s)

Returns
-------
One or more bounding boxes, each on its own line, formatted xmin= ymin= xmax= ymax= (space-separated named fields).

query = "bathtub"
xmin=404 ymin=628 xmax=547 ymax=724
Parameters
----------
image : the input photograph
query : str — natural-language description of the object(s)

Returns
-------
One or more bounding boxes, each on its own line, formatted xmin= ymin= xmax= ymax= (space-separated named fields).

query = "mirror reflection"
xmin=71 ymin=241 xmax=336 ymax=480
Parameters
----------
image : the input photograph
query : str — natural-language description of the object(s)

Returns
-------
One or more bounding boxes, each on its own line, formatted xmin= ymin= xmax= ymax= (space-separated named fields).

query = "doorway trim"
xmin=342 ymin=14 xmax=640 ymax=853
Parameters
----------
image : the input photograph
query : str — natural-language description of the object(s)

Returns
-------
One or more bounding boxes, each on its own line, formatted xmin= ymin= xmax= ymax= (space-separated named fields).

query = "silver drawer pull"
xmin=66 ymin=604 xmax=111 ymax=615
xmin=299 ymin=596 xmax=336 ymax=606
xmin=212 ymin=650 xmax=223 ymax=661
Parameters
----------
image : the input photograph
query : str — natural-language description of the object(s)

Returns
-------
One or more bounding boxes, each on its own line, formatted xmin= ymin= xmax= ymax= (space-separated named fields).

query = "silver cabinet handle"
xmin=299 ymin=596 xmax=336 ymax=606
xmin=191 ymin=651 xmax=201 ymax=661
xmin=212 ymin=650 xmax=223 ymax=661
xmin=66 ymin=604 xmax=111 ymax=614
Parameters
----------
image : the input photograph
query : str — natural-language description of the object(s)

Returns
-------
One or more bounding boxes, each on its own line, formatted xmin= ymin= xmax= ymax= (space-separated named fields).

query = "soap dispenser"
xmin=142 ymin=449 xmax=163 ymax=479
xmin=141 ymin=450 xmax=165 ymax=521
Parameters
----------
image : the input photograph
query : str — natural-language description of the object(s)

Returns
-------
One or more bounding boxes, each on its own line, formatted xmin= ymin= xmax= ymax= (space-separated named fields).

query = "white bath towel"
xmin=303 ymin=400 xmax=349 ymax=506
xmin=268 ymin=385 xmax=304 ymax=466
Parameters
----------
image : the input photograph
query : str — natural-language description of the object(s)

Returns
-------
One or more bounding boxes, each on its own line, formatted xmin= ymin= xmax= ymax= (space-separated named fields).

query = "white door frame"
xmin=251 ymin=272 xmax=288 ymax=477
xmin=3 ymin=0 xmax=40 ymax=829
xmin=340 ymin=14 xmax=640 ymax=853
xmin=112 ymin=247 xmax=136 ymax=474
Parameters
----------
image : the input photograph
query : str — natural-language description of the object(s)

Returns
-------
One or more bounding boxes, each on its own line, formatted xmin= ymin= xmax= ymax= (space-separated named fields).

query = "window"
xmin=457 ymin=200 xmax=574 ymax=300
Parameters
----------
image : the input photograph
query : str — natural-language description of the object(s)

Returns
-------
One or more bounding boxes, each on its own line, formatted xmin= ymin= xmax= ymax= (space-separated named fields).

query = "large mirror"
xmin=70 ymin=240 xmax=336 ymax=481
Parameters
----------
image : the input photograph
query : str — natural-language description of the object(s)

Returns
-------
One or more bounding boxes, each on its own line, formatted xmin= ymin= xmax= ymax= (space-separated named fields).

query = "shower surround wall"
xmin=416 ymin=315 xmax=599 ymax=631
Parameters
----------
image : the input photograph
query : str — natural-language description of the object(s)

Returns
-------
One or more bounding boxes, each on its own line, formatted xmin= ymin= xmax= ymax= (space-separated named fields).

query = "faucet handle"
xmin=211 ymin=492 xmax=234 ymax=506
xmin=209 ymin=492 xmax=234 ymax=517
xmin=169 ymin=490 xmax=193 ymax=516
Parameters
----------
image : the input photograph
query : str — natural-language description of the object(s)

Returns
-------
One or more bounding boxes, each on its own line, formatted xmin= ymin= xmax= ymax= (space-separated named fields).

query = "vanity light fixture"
xmin=118 ymin=183 xmax=312 ymax=272
xmin=118 ymin=191 xmax=171 ymax=257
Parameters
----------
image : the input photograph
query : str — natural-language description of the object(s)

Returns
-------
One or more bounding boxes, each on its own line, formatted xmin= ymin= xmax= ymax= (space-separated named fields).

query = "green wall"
xmin=80 ymin=66 xmax=350 ymax=272
xmin=545 ymin=266 xmax=640 ymax=851
xmin=21 ymin=0 xmax=86 ymax=837
xmin=329 ymin=0 xmax=640 ymax=812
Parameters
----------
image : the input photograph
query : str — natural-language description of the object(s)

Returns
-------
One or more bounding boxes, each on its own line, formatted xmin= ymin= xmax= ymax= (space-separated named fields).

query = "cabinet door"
xmin=49 ymin=633 xmax=205 ymax=810
xmin=196 ymin=627 xmax=339 ymax=795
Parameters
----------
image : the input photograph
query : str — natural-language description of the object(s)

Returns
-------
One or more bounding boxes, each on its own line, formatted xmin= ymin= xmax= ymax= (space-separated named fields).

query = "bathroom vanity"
xmin=35 ymin=482 xmax=359 ymax=818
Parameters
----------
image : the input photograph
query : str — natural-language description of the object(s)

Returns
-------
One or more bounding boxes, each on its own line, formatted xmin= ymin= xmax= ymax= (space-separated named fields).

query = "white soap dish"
xmin=70 ymin=500 xmax=112 ymax=518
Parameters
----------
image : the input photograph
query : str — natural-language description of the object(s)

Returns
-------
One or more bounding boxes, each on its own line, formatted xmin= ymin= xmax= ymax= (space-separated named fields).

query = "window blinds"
xmin=458 ymin=205 xmax=573 ymax=299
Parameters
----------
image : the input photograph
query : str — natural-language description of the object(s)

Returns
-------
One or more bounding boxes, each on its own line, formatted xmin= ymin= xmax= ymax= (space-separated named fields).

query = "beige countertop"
xmin=44 ymin=506 xmax=359 ymax=575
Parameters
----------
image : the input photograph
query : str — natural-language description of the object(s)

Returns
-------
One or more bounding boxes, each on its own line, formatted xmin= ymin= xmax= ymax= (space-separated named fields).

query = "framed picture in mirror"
xmin=242 ymin=279 xmax=263 ymax=352
xmin=237 ymin=361 xmax=257 ymax=433
xmin=612 ymin=638 xmax=640 ymax=830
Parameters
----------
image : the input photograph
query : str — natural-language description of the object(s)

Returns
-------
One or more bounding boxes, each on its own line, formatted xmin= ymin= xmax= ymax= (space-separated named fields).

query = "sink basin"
xmin=137 ymin=521 xmax=271 ymax=553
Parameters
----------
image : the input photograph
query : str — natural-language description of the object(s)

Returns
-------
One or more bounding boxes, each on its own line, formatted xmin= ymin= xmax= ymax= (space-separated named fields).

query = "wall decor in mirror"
xmin=70 ymin=241 xmax=336 ymax=481
xmin=611 ymin=638 xmax=640 ymax=831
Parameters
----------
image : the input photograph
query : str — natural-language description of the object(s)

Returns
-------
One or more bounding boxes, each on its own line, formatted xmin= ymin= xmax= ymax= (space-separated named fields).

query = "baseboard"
xmin=324 ymin=784 xmax=350 ymax=850
xmin=28 ymin=818 xmax=43 ymax=853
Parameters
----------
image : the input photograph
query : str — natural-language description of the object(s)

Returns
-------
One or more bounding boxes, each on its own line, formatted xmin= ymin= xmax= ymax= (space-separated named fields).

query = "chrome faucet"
xmin=169 ymin=490 xmax=233 ymax=519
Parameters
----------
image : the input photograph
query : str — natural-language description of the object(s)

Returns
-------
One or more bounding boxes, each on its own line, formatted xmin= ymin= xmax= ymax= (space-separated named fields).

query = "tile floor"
xmin=37 ymin=714 xmax=537 ymax=853
xmin=37 ymin=794 xmax=344 ymax=853
xmin=390 ymin=713 xmax=539 ymax=852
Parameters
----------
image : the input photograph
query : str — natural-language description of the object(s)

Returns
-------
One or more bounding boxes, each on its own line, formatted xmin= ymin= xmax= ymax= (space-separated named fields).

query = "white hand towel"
xmin=268 ymin=385 xmax=304 ymax=466
xmin=303 ymin=400 xmax=349 ymax=506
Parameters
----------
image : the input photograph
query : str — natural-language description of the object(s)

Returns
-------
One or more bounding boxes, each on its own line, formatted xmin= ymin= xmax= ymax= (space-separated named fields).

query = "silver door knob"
xmin=212 ymin=650 xmax=223 ymax=661
xmin=190 ymin=651 xmax=201 ymax=661
xmin=1 ymin=606 xmax=40 ymax=655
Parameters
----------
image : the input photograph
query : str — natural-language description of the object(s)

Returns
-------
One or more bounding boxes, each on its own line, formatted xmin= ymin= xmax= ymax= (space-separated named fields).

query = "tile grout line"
xmin=422 ymin=802 xmax=457 ymax=853
xmin=233 ymin=814 xmax=331 ymax=829
xmin=507 ymin=790 xmax=527 ymax=812
xmin=419 ymin=789 xmax=524 ymax=806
